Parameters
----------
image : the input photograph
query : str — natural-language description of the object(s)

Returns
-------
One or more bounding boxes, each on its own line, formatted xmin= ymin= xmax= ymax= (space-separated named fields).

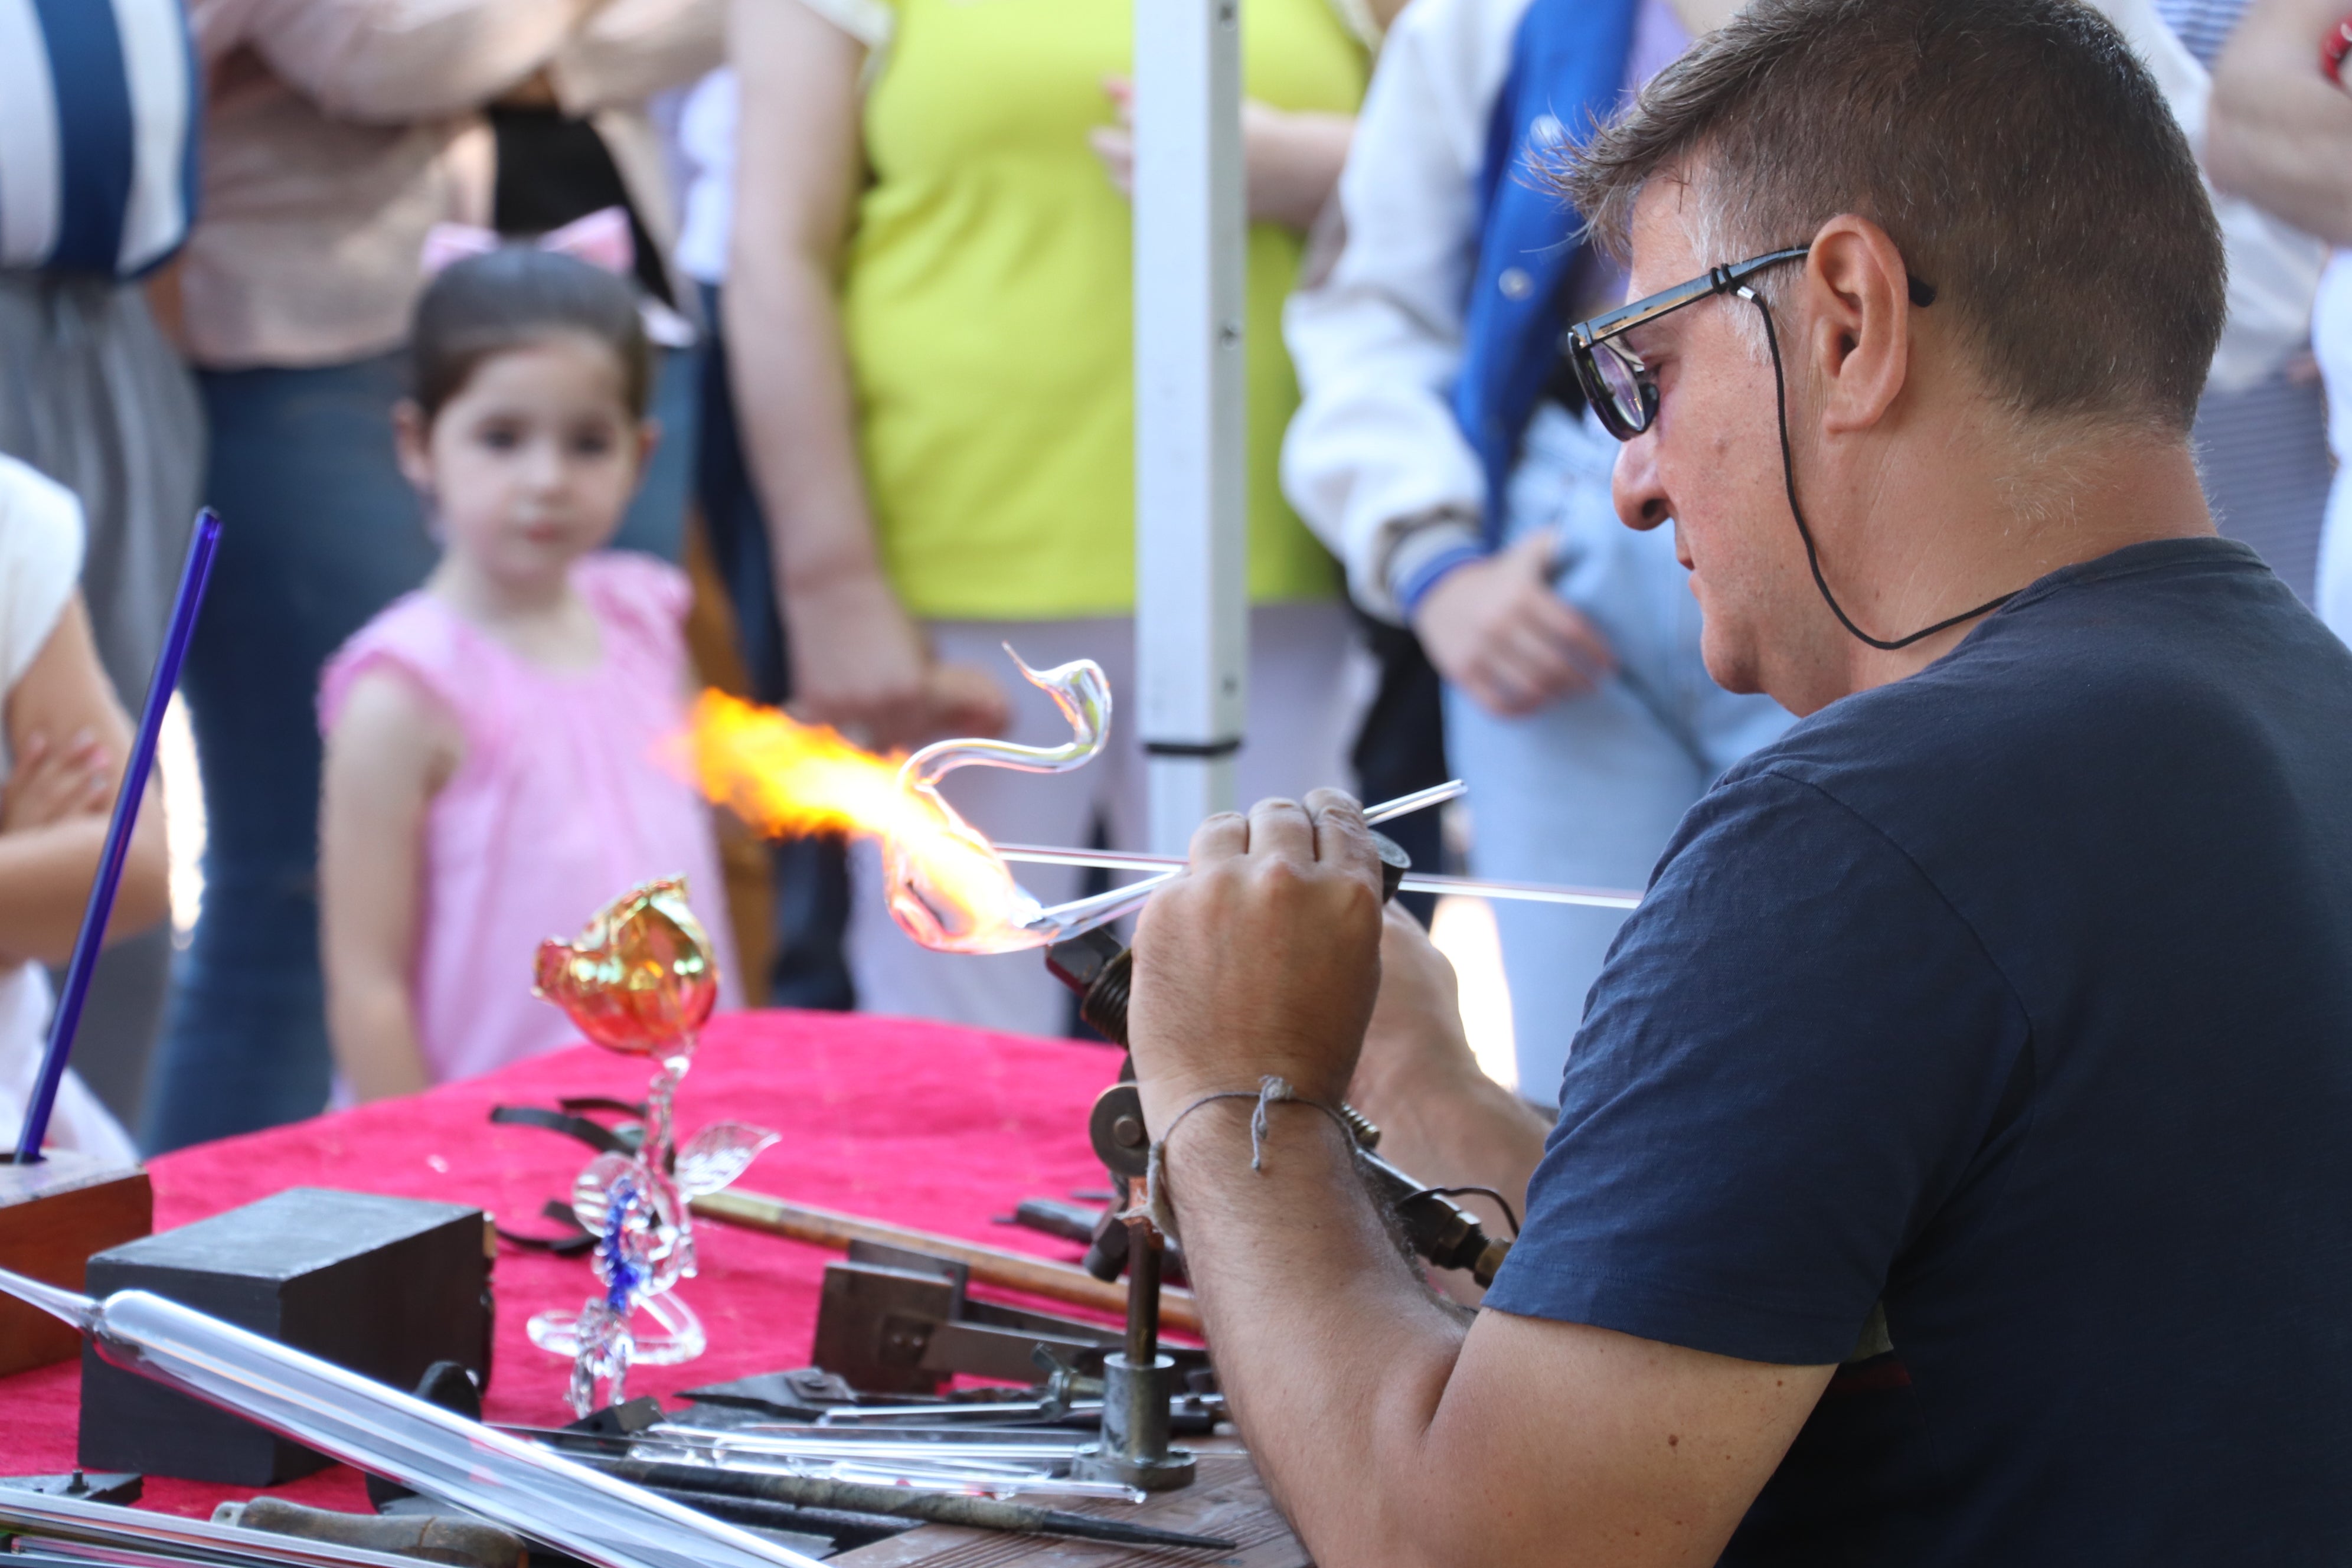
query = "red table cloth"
xmin=0 ymin=1010 xmax=1122 ymax=1520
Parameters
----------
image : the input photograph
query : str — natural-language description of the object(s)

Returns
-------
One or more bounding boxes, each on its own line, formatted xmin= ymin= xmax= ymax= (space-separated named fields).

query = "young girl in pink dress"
xmin=318 ymin=249 xmax=734 ymax=1102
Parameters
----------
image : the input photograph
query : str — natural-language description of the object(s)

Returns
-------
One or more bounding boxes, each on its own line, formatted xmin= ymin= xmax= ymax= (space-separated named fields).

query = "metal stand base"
xmin=1072 ymin=1447 xmax=1198 ymax=1492
xmin=1072 ymin=1351 xmax=1195 ymax=1491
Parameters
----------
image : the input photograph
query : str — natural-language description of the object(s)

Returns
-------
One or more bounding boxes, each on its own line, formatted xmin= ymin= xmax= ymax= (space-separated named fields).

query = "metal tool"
xmin=684 ymin=1188 xmax=1206 ymax=1334
xmin=211 ymin=1500 xmax=525 ymax=1568
xmin=806 ymin=1239 xmax=1206 ymax=1397
xmin=504 ymin=1423 xmax=1096 ymax=1465
xmin=0 ymin=1472 xmax=142 ymax=1507
xmin=1072 ymin=1214 xmax=1196 ymax=1491
xmin=556 ymin=1454 xmax=1236 ymax=1553
xmin=613 ymin=1447 xmax=1145 ymax=1504
xmin=0 ymin=1490 xmax=439 ymax=1568
xmin=1044 ymin=823 xmax=1515 ymax=1291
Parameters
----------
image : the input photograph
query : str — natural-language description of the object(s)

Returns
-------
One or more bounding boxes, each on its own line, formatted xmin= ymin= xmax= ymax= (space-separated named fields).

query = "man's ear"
xmin=1802 ymin=214 xmax=1913 ymax=437
xmin=392 ymin=400 xmax=435 ymax=491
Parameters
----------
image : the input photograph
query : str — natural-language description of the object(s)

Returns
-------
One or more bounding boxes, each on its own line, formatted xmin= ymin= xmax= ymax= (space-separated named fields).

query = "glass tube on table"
xmin=0 ymin=1268 xmax=822 ymax=1568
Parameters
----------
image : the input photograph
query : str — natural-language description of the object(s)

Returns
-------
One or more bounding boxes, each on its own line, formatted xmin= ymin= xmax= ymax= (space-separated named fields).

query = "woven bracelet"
xmin=1128 ymin=1076 xmax=1354 ymax=1237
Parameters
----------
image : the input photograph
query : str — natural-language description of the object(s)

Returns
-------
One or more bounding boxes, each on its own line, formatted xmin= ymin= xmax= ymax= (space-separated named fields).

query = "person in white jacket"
xmin=1283 ymin=0 xmax=1789 ymax=1104
xmin=1285 ymin=0 xmax=2324 ymax=1102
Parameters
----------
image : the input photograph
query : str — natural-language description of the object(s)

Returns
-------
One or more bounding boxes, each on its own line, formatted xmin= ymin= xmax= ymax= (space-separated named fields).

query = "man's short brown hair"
xmin=1563 ymin=0 xmax=2225 ymax=433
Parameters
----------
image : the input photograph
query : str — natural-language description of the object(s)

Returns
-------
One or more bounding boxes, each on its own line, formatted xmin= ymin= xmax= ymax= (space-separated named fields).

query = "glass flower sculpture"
xmin=525 ymin=877 xmax=777 ymax=1414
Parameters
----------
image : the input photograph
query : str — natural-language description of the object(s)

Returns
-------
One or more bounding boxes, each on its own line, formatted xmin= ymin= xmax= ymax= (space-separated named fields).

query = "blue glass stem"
xmin=14 ymin=509 xmax=223 ymax=1164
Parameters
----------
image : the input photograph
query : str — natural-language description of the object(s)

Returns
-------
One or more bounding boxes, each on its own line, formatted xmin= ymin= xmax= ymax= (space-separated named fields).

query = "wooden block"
xmin=829 ymin=1448 xmax=1309 ymax=1567
xmin=0 ymin=1152 xmax=153 ymax=1377
xmin=80 ymin=1187 xmax=492 ymax=1485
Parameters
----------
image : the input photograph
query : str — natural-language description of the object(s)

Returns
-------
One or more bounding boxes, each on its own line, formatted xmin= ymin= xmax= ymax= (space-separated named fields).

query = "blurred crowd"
xmin=1 ymin=0 xmax=2348 ymax=1156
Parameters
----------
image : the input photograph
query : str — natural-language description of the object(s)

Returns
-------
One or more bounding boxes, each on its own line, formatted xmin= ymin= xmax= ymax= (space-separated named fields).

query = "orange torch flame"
xmin=685 ymin=649 xmax=1133 ymax=955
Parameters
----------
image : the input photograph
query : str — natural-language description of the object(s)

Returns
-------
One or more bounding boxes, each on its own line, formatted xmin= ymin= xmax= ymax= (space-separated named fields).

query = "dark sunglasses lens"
xmin=1593 ymin=340 xmax=1649 ymax=434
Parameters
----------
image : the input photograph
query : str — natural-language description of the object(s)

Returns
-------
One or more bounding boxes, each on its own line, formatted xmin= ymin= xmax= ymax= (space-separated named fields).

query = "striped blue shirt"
xmin=0 ymin=0 xmax=198 ymax=278
xmin=2153 ymin=0 xmax=2252 ymax=70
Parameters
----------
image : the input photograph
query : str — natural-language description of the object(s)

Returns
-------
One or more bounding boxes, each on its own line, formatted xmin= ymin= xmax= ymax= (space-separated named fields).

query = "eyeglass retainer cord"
xmin=1739 ymin=283 xmax=2018 ymax=652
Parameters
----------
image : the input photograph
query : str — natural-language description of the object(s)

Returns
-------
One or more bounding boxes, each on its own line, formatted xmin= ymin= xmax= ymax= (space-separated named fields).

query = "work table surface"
xmin=0 ymin=1009 xmax=1130 ymax=1519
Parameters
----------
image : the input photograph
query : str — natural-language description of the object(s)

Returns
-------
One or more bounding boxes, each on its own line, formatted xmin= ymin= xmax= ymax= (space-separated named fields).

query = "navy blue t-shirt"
xmin=1484 ymin=538 xmax=2352 ymax=1564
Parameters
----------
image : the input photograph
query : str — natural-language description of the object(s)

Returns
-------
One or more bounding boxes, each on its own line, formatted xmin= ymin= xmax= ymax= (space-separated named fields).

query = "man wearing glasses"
xmin=1123 ymin=0 xmax=2352 ymax=1563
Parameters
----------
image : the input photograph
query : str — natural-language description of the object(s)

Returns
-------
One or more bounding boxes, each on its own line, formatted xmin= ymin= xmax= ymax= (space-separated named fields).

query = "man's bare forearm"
xmin=1158 ymin=1098 xmax=1479 ymax=1568
xmin=1358 ymin=1055 xmax=1550 ymax=1227
xmin=1347 ymin=905 xmax=1556 ymax=1239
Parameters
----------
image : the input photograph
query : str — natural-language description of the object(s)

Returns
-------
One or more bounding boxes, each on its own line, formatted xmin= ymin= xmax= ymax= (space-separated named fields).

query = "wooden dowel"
xmin=690 ymin=1188 xmax=1203 ymax=1336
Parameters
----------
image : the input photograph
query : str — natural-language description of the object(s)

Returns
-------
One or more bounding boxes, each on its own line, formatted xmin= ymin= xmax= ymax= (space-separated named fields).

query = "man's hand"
xmin=1129 ymin=790 xmax=1387 ymax=1128
xmin=1352 ymin=903 xmax=1484 ymax=1114
xmin=1351 ymin=904 xmax=1553 ymax=1281
xmin=1412 ymin=530 xmax=1617 ymax=716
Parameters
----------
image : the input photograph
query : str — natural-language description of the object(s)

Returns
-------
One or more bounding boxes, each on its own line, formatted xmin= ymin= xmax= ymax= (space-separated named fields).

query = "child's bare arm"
xmin=320 ymin=667 xmax=462 ymax=1103
xmin=0 ymin=593 xmax=168 ymax=966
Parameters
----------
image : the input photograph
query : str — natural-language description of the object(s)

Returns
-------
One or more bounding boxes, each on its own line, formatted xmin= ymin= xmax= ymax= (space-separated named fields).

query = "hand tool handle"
xmin=691 ymin=1188 xmax=1204 ymax=1335
xmin=228 ymin=1498 xmax=526 ymax=1568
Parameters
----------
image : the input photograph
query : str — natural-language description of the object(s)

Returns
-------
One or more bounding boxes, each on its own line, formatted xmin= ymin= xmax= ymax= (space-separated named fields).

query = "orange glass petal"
xmin=533 ymin=876 xmax=720 ymax=1056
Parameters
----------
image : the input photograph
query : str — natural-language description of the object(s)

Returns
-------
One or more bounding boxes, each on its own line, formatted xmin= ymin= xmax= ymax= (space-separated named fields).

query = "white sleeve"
xmin=2095 ymin=0 xmax=2329 ymax=393
xmin=1280 ymin=0 xmax=1528 ymax=621
xmin=0 ymin=455 xmax=86 ymax=700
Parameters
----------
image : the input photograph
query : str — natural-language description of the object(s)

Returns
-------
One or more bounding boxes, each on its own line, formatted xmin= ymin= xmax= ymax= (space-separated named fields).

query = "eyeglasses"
xmin=1564 ymin=246 xmax=2012 ymax=652
xmin=1566 ymin=247 xmax=1938 ymax=442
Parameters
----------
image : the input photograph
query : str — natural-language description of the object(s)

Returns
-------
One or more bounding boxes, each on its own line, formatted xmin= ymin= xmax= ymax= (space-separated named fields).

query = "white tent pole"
xmin=1132 ymin=0 xmax=1247 ymax=856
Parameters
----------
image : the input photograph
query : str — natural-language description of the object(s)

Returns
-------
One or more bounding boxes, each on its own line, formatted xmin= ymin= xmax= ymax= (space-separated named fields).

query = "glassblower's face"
xmin=1609 ymin=190 xmax=1822 ymax=701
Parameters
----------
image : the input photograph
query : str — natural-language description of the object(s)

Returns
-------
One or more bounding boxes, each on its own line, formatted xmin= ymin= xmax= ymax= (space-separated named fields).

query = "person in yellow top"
xmin=729 ymin=0 xmax=1371 ymax=1032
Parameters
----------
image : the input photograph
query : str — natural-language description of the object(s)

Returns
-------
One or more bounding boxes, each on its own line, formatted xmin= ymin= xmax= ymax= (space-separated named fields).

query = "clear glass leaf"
xmin=569 ymin=1151 xmax=638 ymax=1235
xmin=672 ymin=1122 xmax=779 ymax=1197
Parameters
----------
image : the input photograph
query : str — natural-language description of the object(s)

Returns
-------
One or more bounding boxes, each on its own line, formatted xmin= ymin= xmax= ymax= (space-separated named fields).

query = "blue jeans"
xmin=1447 ymin=403 xmax=1792 ymax=1106
xmin=625 ymin=343 xmax=700 ymax=565
xmin=143 ymin=348 xmax=696 ymax=1151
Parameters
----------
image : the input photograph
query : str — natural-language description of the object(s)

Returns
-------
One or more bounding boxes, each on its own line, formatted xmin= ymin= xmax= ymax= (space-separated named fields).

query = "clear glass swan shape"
xmin=882 ymin=648 xmax=1174 ymax=954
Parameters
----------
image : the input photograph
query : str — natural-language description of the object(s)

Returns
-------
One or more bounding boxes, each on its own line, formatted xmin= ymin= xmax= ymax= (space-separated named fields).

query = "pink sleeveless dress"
xmin=320 ymin=553 xmax=737 ymax=1086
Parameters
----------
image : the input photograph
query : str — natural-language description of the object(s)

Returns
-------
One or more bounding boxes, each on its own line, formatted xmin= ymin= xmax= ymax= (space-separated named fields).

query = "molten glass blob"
xmin=688 ymin=649 xmax=1162 ymax=955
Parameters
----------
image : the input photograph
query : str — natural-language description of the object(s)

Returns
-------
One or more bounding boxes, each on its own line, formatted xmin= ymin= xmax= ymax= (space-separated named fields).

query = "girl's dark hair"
xmin=409 ymin=247 xmax=652 ymax=424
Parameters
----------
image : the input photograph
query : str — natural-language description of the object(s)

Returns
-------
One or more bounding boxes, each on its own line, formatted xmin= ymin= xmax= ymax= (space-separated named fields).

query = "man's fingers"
xmin=1246 ymin=795 xmax=1316 ymax=862
xmin=1189 ymin=809 xmax=1249 ymax=867
xmin=1302 ymin=788 xmax=1380 ymax=881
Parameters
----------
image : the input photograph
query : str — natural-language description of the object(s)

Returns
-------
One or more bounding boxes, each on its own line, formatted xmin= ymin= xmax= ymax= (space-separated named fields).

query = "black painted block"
xmin=78 ymin=1187 xmax=491 ymax=1484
